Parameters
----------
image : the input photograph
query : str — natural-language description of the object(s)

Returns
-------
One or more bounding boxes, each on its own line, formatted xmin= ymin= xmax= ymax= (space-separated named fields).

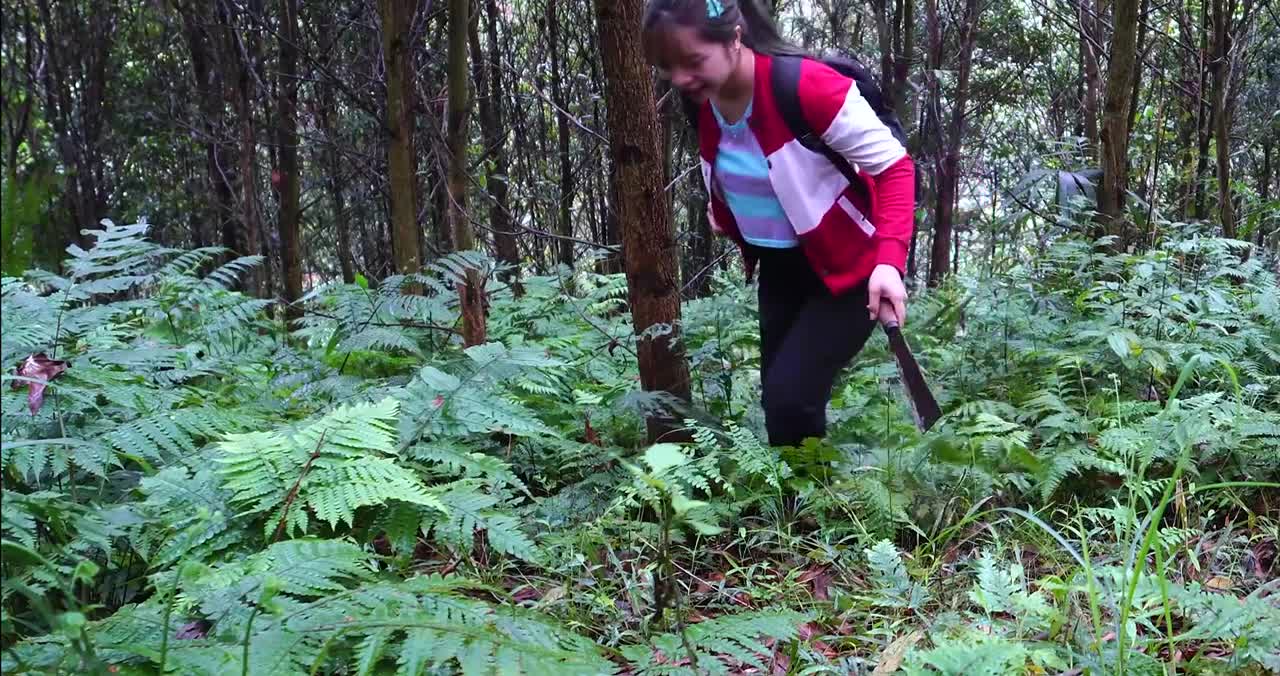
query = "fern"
xmin=863 ymin=539 xmax=929 ymax=609
xmin=215 ymin=398 xmax=445 ymax=539
xmin=621 ymin=609 xmax=808 ymax=675
xmin=424 ymin=480 xmax=539 ymax=561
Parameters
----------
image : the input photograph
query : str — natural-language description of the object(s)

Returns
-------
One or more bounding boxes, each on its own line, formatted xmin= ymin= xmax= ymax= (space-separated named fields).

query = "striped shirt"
xmin=712 ymin=99 xmax=798 ymax=248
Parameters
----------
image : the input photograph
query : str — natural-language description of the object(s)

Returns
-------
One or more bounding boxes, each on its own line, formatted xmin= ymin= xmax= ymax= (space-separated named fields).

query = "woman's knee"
xmin=762 ymin=374 xmax=826 ymax=444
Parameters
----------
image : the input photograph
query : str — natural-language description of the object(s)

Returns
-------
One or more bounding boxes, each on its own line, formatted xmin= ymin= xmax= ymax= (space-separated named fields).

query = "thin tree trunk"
xmin=1098 ymin=0 xmax=1141 ymax=244
xmin=446 ymin=0 xmax=485 ymax=346
xmin=1126 ymin=0 xmax=1152 ymax=141
xmin=277 ymin=0 xmax=303 ymax=319
xmin=215 ymin=0 xmax=266 ymax=295
xmin=894 ymin=0 xmax=914 ymax=117
xmin=1079 ymin=0 xmax=1102 ymax=158
xmin=478 ymin=0 xmax=520 ymax=288
xmin=1176 ymin=0 xmax=1199 ymax=218
xmin=1260 ymin=138 xmax=1272 ymax=246
xmin=379 ymin=0 xmax=422 ymax=277
xmin=1210 ymin=0 xmax=1236 ymax=237
xmin=178 ymin=2 xmax=237 ymax=260
xmin=594 ymin=0 xmax=693 ymax=442
xmin=549 ymin=0 xmax=575 ymax=266
xmin=1193 ymin=0 xmax=1213 ymax=219
xmin=927 ymin=0 xmax=977 ymax=288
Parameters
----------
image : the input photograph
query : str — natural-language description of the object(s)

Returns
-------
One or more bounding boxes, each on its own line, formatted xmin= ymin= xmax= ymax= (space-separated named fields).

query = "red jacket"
xmin=699 ymin=53 xmax=916 ymax=294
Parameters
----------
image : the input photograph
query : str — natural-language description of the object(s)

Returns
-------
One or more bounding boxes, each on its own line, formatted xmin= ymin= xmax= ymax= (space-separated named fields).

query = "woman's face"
xmin=652 ymin=25 xmax=738 ymax=103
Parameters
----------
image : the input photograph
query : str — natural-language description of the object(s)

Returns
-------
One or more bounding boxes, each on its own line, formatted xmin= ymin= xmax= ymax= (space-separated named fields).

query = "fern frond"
xmin=622 ymin=609 xmax=807 ymax=675
xmin=426 ymin=481 xmax=538 ymax=561
xmin=407 ymin=441 xmax=529 ymax=494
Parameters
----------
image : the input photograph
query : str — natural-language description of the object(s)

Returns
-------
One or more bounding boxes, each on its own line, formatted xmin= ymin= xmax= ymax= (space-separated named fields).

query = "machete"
xmin=879 ymin=301 xmax=942 ymax=432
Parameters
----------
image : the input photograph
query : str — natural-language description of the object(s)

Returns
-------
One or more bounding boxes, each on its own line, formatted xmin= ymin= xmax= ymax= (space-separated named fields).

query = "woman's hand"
xmin=867 ymin=264 xmax=907 ymax=326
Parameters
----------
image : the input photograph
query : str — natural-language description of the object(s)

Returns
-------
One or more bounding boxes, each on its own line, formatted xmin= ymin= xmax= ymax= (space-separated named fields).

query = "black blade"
xmin=883 ymin=325 xmax=942 ymax=432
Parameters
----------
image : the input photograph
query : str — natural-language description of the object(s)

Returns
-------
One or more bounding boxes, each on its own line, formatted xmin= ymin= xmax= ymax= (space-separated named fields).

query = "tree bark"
xmin=177 ymin=1 xmax=237 ymax=258
xmin=894 ymin=0 xmax=914 ymax=118
xmin=1210 ymin=0 xmax=1240 ymax=238
xmin=593 ymin=0 xmax=693 ymax=442
xmin=1260 ymin=138 xmax=1273 ymax=246
xmin=1126 ymin=0 xmax=1153 ymax=142
xmin=446 ymin=0 xmax=485 ymax=346
xmin=1078 ymin=0 xmax=1102 ymax=158
xmin=476 ymin=0 xmax=520 ymax=288
xmin=277 ymin=0 xmax=303 ymax=319
xmin=927 ymin=0 xmax=977 ymax=288
xmin=34 ymin=0 xmax=116 ymax=255
xmin=1097 ymin=0 xmax=1141 ymax=245
xmin=1193 ymin=0 xmax=1213 ymax=219
xmin=378 ymin=0 xmax=421 ymax=277
xmin=215 ymin=0 xmax=267 ymax=295
xmin=548 ymin=0 xmax=576 ymax=267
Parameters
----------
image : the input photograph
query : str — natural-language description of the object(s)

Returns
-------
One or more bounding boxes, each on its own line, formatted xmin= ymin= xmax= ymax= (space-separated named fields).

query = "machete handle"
xmin=878 ymin=300 xmax=900 ymax=330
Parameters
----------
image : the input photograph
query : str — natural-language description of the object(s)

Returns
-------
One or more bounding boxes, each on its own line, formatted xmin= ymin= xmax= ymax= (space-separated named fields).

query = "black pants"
xmin=754 ymin=245 xmax=877 ymax=447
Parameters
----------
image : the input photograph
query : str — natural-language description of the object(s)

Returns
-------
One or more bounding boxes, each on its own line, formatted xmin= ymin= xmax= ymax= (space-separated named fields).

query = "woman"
xmin=642 ymin=0 xmax=916 ymax=447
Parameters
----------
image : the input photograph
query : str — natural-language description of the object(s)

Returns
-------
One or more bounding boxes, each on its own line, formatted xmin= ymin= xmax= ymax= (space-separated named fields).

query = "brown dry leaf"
xmin=871 ymin=630 xmax=923 ymax=675
xmin=1205 ymin=576 xmax=1233 ymax=591
xmin=541 ymin=584 xmax=566 ymax=605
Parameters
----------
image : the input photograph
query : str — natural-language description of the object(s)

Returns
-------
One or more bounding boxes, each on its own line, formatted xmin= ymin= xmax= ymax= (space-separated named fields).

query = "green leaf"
xmin=644 ymin=443 xmax=688 ymax=475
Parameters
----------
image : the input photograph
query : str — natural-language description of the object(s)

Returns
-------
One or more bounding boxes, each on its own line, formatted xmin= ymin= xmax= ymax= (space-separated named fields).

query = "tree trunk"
xmin=593 ymin=0 xmax=693 ymax=442
xmin=277 ymin=0 xmax=303 ymax=319
xmin=894 ymin=0 xmax=914 ymax=118
xmin=1176 ymin=0 xmax=1199 ymax=219
xmin=1126 ymin=0 xmax=1152 ymax=141
xmin=216 ymin=0 xmax=266 ymax=295
xmin=1078 ymin=0 xmax=1102 ymax=158
xmin=315 ymin=85 xmax=356 ymax=284
xmin=446 ymin=0 xmax=485 ymax=346
xmin=35 ymin=0 xmax=115 ymax=254
xmin=871 ymin=0 xmax=894 ymax=90
xmin=1210 ymin=0 xmax=1236 ymax=238
xmin=1097 ymin=0 xmax=1141 ymax=244
xmin=549 ymin=0 xmax=576 ymax=267
xmin=681 ymin=139 xmax=714 ymax=298
xmin=477 ymin=0 xmax=520 ymax=289
xmin=1192 ymin=0 xmax=1213 ymax=219
xmin=177 ymin=1 xmax=237 ymax=259
xmin=927 ymin=0 xmax=977 ymax=288
xmin=379 ymin=0 xmax=422 ymax=278
xmin=1260 ymin=138 xmax=1273 ymax=246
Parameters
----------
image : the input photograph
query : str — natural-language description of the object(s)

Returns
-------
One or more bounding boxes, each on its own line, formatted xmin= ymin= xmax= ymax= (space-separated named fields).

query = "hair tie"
xmin=706 ymin=0 xmax=724 ymax=18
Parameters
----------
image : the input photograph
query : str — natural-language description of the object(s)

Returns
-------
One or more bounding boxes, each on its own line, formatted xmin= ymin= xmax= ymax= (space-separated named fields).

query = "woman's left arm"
xmin=797 ymin=62 xmax=915 ymax=321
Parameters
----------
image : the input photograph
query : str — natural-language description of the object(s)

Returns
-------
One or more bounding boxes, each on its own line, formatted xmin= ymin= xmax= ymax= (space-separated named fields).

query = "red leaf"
xmin=12 ymin=353 xmax=68 ymax=415
xmin=175 ymin=619 xmax=209 ymax=640
xmin=584 ymin=412 xmax=603 ymax=447
xmin=797 ymin=566 xmax=833 ymax=601
xmin=432 ymin=395 xmax=445 ymax=408
xmin=797 ymin=622 xmax=819 ymax=641
xmin=511 ymin=585 xmax=541 ymax=603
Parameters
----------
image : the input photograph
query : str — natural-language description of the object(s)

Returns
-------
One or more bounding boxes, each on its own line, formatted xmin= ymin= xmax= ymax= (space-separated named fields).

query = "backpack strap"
xmin=769 ymin=54 xmax=866 ymax=195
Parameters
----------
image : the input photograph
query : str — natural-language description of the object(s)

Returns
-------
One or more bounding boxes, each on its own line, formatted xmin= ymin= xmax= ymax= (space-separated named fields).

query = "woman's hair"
xmin=641 ymin=0 xmax=806 ymax=66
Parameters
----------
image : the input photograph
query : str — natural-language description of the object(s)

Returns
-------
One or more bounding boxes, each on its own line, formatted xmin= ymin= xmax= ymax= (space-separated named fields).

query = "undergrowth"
xmin=1 ymin=218 xmax=1277 ymax=674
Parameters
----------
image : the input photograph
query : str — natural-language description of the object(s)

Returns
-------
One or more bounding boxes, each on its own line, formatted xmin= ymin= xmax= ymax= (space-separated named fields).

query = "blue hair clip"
xmin=706 ymin=0 xmax=724 ymax=18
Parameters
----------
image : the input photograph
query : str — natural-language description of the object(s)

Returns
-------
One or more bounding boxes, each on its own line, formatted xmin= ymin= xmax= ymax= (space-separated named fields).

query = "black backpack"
xmin=681 ymin=51 xmax=907 ymax=192
xmin=771 ymin=52 xmax=907 ymax=186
